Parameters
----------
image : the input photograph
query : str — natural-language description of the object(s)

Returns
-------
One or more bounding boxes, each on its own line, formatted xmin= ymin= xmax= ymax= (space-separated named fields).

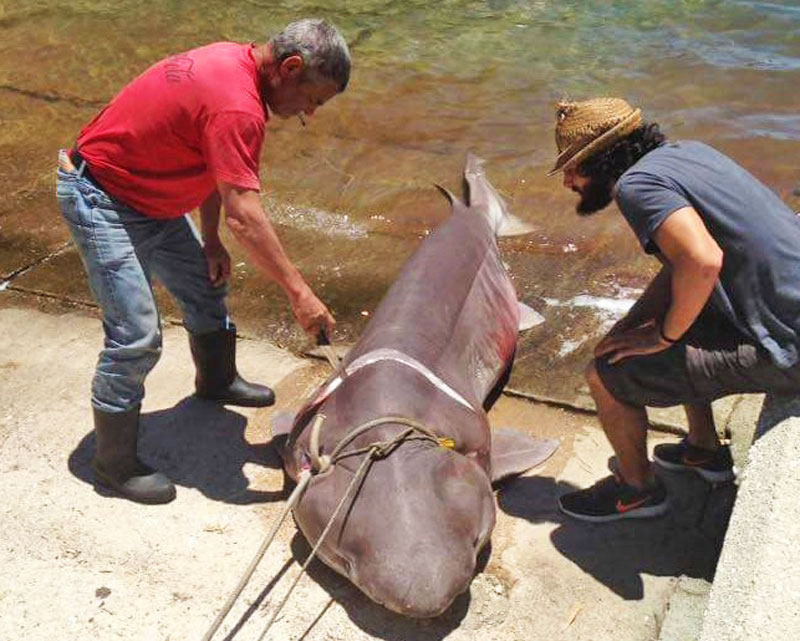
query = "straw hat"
xmin=547 ymin=97 xmax=642 ymax=175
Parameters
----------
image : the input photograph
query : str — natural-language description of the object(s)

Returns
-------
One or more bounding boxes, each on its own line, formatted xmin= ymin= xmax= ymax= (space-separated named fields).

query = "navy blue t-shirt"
xmin=615 ymin=140 xmax=800 ymax=368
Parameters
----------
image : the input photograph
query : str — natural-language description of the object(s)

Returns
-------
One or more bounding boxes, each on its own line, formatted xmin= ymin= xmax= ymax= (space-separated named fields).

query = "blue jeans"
xmin=56 ymin=151 xmax=229 ymax=413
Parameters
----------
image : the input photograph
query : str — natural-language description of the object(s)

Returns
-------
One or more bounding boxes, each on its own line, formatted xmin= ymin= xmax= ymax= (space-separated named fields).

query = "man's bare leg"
xmin=652 ymin=401 xmax=734 ymax=483
xmin=684 ymin=402 xmax=720 ymax=450
xmin=585 ymin=361 xmax=654 ymax=489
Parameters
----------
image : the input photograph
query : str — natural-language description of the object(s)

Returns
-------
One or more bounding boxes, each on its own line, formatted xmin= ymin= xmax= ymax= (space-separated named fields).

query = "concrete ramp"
xmin=699 ymin=394 xmax=800 ymax=641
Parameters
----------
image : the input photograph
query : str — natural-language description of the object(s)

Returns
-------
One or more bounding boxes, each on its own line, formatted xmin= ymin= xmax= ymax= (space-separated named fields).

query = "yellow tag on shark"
xmin=438 ymin=437 xmax=456 ymax=450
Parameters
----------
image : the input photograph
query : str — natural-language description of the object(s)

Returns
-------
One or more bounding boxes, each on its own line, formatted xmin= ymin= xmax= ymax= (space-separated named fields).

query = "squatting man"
xmin=549 ymin=97 xmax=800 ymax=522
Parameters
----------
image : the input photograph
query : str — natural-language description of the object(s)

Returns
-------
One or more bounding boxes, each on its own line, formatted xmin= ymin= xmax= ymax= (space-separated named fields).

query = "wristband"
xmin=659 ymin=326 xmax=679 ymax=344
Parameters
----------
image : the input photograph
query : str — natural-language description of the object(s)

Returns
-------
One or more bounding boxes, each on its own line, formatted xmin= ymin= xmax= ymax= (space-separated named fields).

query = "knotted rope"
xmin=201 ymin=413 xmax=446 ymax=641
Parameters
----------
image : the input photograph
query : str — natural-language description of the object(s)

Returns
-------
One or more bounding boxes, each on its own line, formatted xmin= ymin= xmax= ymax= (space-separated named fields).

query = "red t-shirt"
xmin=76 ymin=42 xmax=268 ymax=218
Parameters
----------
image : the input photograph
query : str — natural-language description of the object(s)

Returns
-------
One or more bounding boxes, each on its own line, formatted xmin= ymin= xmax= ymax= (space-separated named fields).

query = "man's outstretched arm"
xmin=218 ymin=182 xmax=335 ymax=336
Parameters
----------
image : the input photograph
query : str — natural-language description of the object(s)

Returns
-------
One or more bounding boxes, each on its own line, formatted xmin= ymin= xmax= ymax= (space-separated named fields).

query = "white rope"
xmin=307 ymin=348 xmax=477 ymax=413
xmin=255 ymin=445 xmax=376 ymax=641
xmin=199 ymin=470 xmax=312 ymax=641
xmin=344 ymin=348 xmax=476 ymax=411
xmin=201 ymin=342 xmax=445 ymax=641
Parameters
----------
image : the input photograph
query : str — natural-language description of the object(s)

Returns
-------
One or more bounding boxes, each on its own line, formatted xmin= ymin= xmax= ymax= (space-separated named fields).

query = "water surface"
xmin=1 ymin=0 xmax=798 ymax=403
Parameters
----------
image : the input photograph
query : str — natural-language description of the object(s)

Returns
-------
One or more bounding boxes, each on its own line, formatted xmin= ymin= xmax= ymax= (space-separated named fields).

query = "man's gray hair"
xmin=270 ymin=19 xmax=351 ymax=92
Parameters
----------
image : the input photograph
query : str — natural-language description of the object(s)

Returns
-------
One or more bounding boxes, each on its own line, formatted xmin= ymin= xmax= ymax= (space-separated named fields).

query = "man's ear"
xmin=279 ymin=54 xmax=305 ymax=81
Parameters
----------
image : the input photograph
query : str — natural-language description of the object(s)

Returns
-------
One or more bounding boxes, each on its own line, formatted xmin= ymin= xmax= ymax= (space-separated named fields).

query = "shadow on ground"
xmin=497 ymin=471 xmax=737 ymax=600
xmin=197 ymin=508 xmax=482 ymax=641
xmin=68 ymin=396 xmax=288 ymax=504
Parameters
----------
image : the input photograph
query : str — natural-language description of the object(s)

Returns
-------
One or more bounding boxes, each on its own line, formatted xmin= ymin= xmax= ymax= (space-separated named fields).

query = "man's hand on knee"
xmin=595 ymin=320 xmax=672 ymax=364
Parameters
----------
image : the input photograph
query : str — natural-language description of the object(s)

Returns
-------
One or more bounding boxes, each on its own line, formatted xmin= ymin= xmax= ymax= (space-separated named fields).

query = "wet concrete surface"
xmin=0 ymin=302 xmax=741 ymax=640
xmin=245 ymin=351 xmax=735 ymax=641
xmin=3 ymin=1 xmax=799 ymax=411
xmin=2 ymin=5 xmax=795 ymax=638
xmin=4 ymin=138 xmax=792 ymax=420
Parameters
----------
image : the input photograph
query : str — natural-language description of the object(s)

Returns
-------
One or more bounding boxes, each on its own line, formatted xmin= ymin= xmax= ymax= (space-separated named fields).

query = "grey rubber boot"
xmin=188 ymin=326 xmax=275 ymax=407
xmin=92 ymin=406 xmax=176 ymax=504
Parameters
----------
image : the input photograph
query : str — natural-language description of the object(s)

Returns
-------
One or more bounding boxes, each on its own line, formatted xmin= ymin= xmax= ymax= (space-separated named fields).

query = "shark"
xmin=272 ymin=154 xmax=557 ymax=617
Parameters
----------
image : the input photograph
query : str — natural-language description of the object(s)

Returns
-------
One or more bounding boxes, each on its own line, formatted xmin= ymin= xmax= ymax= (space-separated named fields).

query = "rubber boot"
xmin=92 ymin=406 xmax=176 ymax=504
xmin=188 ymin=326 xmax=275 ymax=407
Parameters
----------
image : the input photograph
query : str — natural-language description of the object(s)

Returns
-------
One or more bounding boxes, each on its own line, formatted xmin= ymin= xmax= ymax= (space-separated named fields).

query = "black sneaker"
xmin=558 ymin=475 xmax=669 ymax=523
xmin=653 ymin=438 xmax=735 ymax=483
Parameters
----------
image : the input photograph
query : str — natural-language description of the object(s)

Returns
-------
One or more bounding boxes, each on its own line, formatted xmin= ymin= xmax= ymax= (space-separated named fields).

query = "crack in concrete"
xmin=1 ymin=241 xmax=73 ymax=285
xmin=504 ymin=385 xmax=688 ymax=436
xmin=3 ymin=284 xmax=96 ymax=310
xmin=3 ymin=285 xmax=191 ymax=332
xmin=0 ymin=84 xmax=104 ymax=109
xmin=720 ymin=395 xmax=742 ymax=442
xmin=0 ymin=288 xmax=688 ymax=433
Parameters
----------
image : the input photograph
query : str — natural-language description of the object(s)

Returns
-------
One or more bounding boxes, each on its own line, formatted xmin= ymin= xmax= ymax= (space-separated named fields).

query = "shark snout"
xmin=295 ymin=444 xmax=496 ymax=617
xmin=355 ymin=540 xmax=476 ymax=617
xmin=344 ymin=449 xmax=496 ymax=617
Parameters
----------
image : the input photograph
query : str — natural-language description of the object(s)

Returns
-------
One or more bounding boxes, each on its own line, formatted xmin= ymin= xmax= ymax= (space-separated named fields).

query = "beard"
xmin=575 ymin=177 xmax=613 ymax=216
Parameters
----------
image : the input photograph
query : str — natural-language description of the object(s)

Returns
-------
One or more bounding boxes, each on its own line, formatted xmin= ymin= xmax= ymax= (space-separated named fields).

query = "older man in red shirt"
xmin=56 ymin=19 xmax=350 ymax=504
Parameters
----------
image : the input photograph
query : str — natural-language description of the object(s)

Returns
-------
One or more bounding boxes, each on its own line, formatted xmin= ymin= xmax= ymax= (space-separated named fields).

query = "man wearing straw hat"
xmin=549 ymin=97 xmax=800 ymax=522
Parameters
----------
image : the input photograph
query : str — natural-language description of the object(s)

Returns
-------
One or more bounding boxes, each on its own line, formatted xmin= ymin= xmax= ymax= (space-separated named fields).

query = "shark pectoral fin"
xmin=518 ymin=301 xmax=545 ymax=331
xmin=271 ymin=410 xmax=297 ymax=455
xmin=496 ymin=213 xmax=536 ymax=237
xmin=490 ymin=428 xmax=560 ymax=484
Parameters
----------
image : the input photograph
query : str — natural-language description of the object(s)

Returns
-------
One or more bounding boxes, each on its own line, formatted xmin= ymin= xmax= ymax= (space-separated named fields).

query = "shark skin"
xmin=273 ymin=155 xmax=558 ymax=618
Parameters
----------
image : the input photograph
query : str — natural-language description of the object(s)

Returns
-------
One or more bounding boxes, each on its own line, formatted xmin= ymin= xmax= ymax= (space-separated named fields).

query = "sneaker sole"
xmin=558 ymin=499 xmax=670 ymax=523
xmin=653 ymin=455 xmax=735 ymax=483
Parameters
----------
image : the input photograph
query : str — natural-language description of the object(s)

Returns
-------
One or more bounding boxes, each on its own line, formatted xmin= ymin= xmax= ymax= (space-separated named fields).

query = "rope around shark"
xmin=200 ymin=411 xmax=456 ymax=641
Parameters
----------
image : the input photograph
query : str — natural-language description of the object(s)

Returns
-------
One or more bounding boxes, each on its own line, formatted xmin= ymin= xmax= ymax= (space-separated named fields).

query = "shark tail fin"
xmin=463 ymin=153 xmax=534 ymax=237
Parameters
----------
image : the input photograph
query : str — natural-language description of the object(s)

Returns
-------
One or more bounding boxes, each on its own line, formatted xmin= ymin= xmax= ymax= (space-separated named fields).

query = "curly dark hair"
xmin=578 ymin=122 xmax=667 ymax=182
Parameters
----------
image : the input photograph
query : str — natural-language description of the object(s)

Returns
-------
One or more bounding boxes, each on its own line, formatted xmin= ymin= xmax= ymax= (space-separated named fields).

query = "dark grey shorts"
xmin=596 ymin=308 xmax=800 ymax=407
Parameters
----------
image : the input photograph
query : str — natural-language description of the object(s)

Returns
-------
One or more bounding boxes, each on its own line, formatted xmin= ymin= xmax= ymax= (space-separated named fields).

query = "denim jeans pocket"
xmin=81 ymin=183 xmax=116 ymax=210
xmin=56 ymin=181 xmax=81 ymax=224
xmin=57 ymin=181 xmax=112 ymax=230
xmin=56 ymin=167 xmax=77 ymax=181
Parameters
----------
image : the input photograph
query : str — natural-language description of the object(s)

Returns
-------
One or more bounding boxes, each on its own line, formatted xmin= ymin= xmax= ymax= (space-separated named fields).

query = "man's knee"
xmin=585 ymin=358 xmax=628 ymax=408
xmin=102 ymin=323 xmax=163 ymax=373
xmin=131 ymin=340 xmax=163 ymax=374
xmin=93 ymin=327 xmax=162 ymax=411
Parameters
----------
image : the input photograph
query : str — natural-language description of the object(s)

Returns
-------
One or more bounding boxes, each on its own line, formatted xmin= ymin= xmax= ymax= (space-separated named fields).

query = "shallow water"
xmin=1 ymin=0 xmax=799 ymax=403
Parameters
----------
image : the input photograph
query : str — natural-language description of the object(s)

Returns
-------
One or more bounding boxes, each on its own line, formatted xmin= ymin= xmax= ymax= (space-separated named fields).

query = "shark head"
xmin=293 ymin=440 xmax=495 ymax=617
